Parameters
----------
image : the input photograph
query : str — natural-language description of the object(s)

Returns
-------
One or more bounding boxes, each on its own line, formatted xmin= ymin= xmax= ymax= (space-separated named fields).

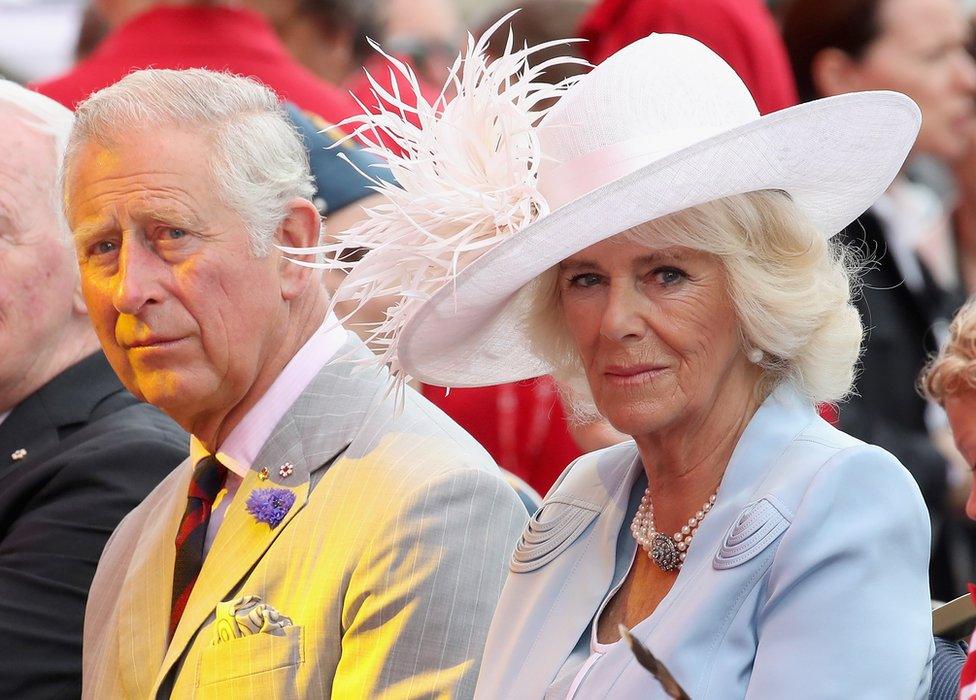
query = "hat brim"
xmin=398 ymin=91 xmax=920 ymax=387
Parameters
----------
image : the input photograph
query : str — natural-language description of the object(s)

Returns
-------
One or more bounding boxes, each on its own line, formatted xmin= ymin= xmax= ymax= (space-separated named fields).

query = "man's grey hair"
xmin=63 ymin=68 xmax=316 ymax=254
xmin=0 ymin=79 xmax=74 ymax=242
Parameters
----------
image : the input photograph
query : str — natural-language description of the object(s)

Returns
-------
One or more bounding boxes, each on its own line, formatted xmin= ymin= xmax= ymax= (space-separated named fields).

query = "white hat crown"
xmin=537 ymin=34 xmax=762 ymax=209
xmin=317 ymin=21 xmax=920 ymax=388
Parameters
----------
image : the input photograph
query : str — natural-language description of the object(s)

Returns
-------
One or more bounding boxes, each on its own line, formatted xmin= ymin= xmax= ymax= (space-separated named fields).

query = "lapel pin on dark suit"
xmin=618 ymin=624 xmax=691 ymax=700
xmin=10 ymin=448 xmax=26 ymax=461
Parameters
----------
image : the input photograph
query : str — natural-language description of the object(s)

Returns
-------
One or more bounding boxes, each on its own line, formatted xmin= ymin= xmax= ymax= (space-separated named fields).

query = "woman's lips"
xmin=603 ymin=364 xmax=669 ymax=384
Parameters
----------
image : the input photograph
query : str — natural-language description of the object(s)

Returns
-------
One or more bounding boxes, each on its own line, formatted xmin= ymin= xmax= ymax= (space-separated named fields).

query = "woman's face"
xmin=852 ymin=0 xmax=976 ymax=160
xmin=557 ymin=237 xmax=758 ymax=438
xmin=945 ymin=390 xmax=976 ymax=518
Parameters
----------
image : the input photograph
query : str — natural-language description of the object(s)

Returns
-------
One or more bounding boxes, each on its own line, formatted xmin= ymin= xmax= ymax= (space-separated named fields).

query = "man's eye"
xmin=92 ymin=240 xmax=118 ymax=256
xmin=165 ymin=228 xmax=188 ymax=240
xmin=338 ymin=246 xmax=370 ymax=264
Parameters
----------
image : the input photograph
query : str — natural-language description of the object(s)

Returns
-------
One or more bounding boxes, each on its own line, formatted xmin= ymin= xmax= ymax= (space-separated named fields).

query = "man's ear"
xmin=276 ymin=197 xmax=323 ymax=301
xmin=810 ymin=47 xmax=864 ymax=98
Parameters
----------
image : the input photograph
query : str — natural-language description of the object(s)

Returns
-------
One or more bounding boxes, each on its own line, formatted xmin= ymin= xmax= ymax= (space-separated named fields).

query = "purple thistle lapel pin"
xmin=245 ymin=488 xmax=296 ymax=528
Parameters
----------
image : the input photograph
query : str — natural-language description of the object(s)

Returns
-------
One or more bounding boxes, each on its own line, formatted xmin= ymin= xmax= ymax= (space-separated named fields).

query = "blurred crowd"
xmin=3 ymin=0 xmax=976 ymax=696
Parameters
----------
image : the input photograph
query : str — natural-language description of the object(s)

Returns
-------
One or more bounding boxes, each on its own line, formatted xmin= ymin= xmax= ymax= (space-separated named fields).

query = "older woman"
xmin=325 ymin=27 xmax=933 ymax=698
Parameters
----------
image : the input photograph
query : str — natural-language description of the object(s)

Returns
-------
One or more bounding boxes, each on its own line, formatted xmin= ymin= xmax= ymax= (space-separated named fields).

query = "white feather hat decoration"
xmin=290 ymin=12 xmax=586 ymax=381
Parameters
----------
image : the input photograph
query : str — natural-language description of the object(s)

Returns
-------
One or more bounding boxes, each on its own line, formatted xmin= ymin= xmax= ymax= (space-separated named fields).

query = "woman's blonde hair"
xmin=921 ymin=295 xmax=976 ymax=405
xmin=525 ymin=190 xmax=864 ymax=420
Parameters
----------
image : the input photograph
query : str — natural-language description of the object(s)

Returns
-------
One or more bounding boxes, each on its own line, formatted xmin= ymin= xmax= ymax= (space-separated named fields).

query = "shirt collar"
xmin=189 ymin=313 xmax=348 ymax=478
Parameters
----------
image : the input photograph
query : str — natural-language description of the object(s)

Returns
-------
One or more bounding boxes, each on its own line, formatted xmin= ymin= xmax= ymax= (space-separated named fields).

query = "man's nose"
xmin=112 ymin=239 xmax=161 ymax=315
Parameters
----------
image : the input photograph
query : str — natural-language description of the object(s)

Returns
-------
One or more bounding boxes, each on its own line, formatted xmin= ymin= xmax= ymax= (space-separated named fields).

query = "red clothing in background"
xmin=32 ymin=5 xmax=358 ymax=124
xmin=345 ymin=53 xmax=444 ymax=116
xmin=961 ymin=585 xmax=976 ymax=697
xmin=343 ymin=53 xmax=445 ymax=156
xmin=423 ymin=379 xmax=582 ymax=496
xmin=578 ymin=0 xmax=797 ymax=114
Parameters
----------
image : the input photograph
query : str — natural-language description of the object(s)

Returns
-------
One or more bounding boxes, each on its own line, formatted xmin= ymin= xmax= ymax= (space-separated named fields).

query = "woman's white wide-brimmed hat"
xmin=387 ymin=33 xmax=920 ymax=387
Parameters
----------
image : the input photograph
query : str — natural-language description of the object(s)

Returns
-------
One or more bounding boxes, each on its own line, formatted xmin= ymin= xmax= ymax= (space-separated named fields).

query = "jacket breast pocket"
xmin=511 ymin=496 xmax=600 ymax=573
xmin=713 ymin=497 xmax=791 ymax=570
xmin=196 ymin=625 xmax=304 ymax=698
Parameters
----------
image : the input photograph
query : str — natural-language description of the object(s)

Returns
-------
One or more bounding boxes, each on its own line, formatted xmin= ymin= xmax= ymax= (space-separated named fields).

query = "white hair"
xmin=0 ymin=79 xmax=74 ymax=242
xmin=63 ymin=68 xmax=316 ymax=254
xmin=526 ymin=190 xmax=864 ymax=420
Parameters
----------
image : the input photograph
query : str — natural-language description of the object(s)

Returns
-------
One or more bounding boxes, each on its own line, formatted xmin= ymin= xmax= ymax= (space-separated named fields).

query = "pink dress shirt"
xmin=188 ymin=314 xmax=348 ymax=554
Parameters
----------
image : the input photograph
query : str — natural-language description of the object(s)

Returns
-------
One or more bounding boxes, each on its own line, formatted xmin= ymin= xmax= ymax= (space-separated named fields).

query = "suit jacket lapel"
xmin=155 ymin=469 xmax=311 ymax=691
xmin=0 ymin=395 xmax=59 ymax=479
xmin=0 ymin=352 xmax=118 ymax=477
xmin=508 ymin=450 xmax=641 ymax=695
xmin=151 ymin=336 xmax=388 ymax=692
xmin=504 ymin=385 xmax=819 ymax=696
xmin=635 ymin=384 xmax=817 ymax=644
xmin=115 ymin=459 xmax=193 ymax=698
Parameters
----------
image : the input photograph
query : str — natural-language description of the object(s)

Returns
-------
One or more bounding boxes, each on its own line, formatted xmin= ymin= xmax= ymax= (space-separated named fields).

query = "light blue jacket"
xmin=475 ymin=384 xmax=934 ymax=698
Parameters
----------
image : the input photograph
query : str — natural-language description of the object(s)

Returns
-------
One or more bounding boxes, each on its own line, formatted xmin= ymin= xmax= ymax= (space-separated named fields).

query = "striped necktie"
xmin=169 ymin=454 xmax=227 ymax=638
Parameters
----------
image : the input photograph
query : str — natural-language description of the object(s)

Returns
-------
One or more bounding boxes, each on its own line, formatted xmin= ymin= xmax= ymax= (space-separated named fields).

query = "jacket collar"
xmin=0 ymin=352 xmax=121 ymax=473
xmin=504 ymin=383 xmax=817 ymax=695
xmin=145 ymin=335 xmax=390 ymax=694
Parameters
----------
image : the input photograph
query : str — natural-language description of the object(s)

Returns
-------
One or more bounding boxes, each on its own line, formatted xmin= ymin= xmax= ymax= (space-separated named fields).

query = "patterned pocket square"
xmin=713 ymin=496 xmax=791 ymax=570
xmin=212 ymin=595 xmax=293 ymax=645
xmin=511 ymin=496 xmax=601 ymax=573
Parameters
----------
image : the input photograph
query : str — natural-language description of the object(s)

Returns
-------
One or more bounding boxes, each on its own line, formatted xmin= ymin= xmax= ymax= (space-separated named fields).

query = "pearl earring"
xmin=747 ymin=348 xmax=764 ymax=364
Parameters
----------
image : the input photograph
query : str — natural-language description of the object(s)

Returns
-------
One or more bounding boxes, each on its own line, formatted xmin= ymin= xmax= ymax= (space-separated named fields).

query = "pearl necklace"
xmin=631 ymin=486 xmax=717 ymax=572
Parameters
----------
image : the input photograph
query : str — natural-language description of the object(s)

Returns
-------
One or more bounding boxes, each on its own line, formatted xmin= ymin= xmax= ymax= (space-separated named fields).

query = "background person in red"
xmin=577 ymin=0 xmax=798 ymax=114
xmin=31 ymin=0 xmax=358 ymax=125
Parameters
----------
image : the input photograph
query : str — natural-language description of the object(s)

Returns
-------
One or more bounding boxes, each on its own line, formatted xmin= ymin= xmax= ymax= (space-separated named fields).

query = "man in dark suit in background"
xmin=781 ymin=0 xmax=976 ymax=601
xmin=0 ymin=80 xmax=188 ymax=699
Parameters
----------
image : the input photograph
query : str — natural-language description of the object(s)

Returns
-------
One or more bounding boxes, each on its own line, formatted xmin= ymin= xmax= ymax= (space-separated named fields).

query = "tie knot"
xmin=188 ymin=454 xmax=227 ymax=504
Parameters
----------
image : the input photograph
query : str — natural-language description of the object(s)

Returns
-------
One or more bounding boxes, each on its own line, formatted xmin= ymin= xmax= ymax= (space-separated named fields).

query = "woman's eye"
xmin=568 ymin=272 xmax=602 ymax=288
xmin=653 ymin=267 xmax=686 ymax=286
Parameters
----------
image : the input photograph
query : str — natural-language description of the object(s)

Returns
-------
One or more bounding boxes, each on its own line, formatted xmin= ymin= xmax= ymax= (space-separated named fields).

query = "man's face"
xmin=856 ymin=0 xmax=976 ymax=160
xmin=385 ymin=0 xmax=460 ymax=86
xmin=946 ymin=391 xmax=976 ymax=519
xmin=0 ymin=117 xmax=79 ymax=411
xmin=67 ymin=127 xmax=288 ymax=429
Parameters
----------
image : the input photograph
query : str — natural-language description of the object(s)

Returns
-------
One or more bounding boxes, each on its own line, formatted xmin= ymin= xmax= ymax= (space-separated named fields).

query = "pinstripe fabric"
xmin=931 ymin=637 xmax=966 ymax=700
xmin=82 ymin=336 xmax=527 ymax=699
xmin=170 ymin=456 xmax=226 ymax=638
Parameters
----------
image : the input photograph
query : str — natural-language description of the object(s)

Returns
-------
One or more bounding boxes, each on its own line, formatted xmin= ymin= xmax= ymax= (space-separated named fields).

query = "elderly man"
xmin=0 ymin=81 xmax=187 ymax=698
xmin=64 ymin=68 xmax=526 ymax=699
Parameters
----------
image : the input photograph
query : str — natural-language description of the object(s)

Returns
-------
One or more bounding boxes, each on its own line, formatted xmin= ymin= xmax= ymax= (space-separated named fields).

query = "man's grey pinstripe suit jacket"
xmin=81 ymin=337 xmax=528 ymax=699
